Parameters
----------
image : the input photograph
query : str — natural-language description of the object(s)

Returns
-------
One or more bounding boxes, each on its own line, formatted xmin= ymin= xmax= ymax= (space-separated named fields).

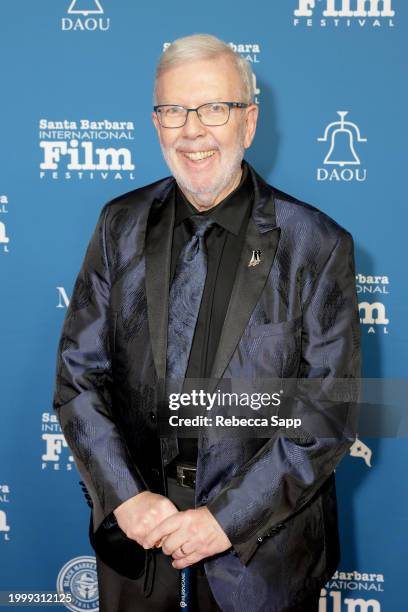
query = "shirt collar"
xmin=175 ymin=160 xmax=252 ymax=236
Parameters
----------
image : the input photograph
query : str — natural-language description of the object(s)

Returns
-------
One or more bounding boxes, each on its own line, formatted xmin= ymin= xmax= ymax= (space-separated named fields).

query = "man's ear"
xmin=152 ymin=111 xmax=160 ymax=134
xmin=243 ymin=104 xmax=259 ymax=149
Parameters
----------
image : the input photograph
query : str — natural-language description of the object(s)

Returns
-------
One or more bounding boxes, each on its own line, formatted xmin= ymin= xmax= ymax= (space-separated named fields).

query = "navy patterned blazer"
xmin=53 ymin=162 xmax=361 ymax=611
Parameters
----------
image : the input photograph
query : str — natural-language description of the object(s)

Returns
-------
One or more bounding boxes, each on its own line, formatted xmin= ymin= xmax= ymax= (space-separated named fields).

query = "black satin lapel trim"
xmin=210 ymin=219 xmax=281 ymax=382
xmin=145 ymin=188 xmax=175 ymax=382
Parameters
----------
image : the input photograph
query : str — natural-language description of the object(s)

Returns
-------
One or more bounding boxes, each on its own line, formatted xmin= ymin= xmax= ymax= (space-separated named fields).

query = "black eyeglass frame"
xmin=153 ymin=101 xmax=250 ymax=128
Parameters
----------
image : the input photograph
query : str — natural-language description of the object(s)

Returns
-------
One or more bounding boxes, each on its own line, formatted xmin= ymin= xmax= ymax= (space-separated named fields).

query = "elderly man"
xmin=53 ymin=34 xmax=361 ymax=612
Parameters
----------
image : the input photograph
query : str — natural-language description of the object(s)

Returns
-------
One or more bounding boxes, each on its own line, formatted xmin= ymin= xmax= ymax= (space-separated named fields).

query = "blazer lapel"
xmin=210 ymin=165 xmax=281 ymax=382
xmin=144 ymin=180 xmax=175 ymax=383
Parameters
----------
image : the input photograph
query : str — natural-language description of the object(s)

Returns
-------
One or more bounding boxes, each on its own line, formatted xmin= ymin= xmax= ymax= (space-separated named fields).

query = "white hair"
xmin=154 ymin=33 xmax=255 ymax=104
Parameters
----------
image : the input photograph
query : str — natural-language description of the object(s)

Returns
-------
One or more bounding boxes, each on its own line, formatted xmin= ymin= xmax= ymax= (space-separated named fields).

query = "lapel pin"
xmin=248 ymin=249 xmax=262 ymax=267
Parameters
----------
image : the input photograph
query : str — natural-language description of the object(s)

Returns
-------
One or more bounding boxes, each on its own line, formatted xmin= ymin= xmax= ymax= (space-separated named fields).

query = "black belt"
xmin=166 ymin=461 xmax=197 ymax=488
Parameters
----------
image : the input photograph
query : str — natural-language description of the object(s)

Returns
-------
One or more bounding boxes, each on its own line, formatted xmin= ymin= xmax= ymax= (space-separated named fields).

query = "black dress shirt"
xmin=168 ymin=161 xmax=253 ymax=464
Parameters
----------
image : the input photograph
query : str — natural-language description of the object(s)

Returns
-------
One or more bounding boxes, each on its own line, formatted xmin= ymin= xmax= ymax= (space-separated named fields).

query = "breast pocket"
xmin=240 ymin=316 xmax=302 ymax=378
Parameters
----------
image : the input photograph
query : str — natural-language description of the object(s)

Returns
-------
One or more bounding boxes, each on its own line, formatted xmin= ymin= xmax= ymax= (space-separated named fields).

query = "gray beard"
xmin=160 ymin=143 xmax=245 ymax=201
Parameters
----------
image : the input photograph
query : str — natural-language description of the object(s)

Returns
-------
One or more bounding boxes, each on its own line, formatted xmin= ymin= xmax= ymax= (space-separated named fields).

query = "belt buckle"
xmin=176 ymin=464 xmax=197 ymax=488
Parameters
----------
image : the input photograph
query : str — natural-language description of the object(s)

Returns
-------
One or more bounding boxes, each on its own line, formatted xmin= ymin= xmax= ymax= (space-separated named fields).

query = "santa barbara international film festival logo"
xmin=61 ymin=0 xmax=110 ymax=32
xmin=317 ymin=111 xmax=367 ymax=183
xmin=162 ymin=41 xmax=262 ymax=104
xmin=0 ymin=194 xmax=10 ymax=254
xmin=357 ymin=273 xmax=390 ymax=335
xmin=0 ymin=484 xmax=11 ymax=542
xmin=41 ymin=412 xmax=74 ymax=472
xmin=57 ymin=556 xmax=98 ymax=612
xmin=39 ymin=118 xmax=135 ymax=181
xmin=321 ymin=569 xmax=384 ymax=611
xmin=293 ymin=0 xmax=395 ymax=29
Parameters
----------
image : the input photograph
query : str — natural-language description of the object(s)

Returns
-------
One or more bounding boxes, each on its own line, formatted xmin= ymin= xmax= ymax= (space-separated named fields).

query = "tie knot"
xmin=187 ymin=214 xmax=215 ymax=238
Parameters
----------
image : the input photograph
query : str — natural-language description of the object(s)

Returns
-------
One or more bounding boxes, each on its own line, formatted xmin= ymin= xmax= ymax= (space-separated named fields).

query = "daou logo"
xmin=62 ymin=0 xmax=110 ymax=32
xmin=294 ymin=0 xmax=395 ymax=28
xmin=317 ymin=111 xmax=367 ymax=182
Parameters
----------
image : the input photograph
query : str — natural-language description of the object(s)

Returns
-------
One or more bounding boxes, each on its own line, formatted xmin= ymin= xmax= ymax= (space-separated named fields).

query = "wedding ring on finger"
xmin=173 ymin=544 xmax=188 ymax=558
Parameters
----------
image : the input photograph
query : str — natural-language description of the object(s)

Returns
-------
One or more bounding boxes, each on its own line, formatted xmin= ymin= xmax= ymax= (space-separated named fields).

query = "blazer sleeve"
xmin=53 ymin=203 xmax=147 ymax=533
xmin=206 ymin=229 xmax=361 ymax=564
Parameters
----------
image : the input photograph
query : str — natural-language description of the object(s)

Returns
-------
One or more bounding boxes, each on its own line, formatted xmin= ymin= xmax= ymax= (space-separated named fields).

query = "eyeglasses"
xmin=153 ymin=101 xmax=249 ymax=128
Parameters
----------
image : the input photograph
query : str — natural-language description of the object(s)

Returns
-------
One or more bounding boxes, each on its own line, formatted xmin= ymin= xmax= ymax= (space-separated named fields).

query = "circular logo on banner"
xmin=57 ymin=556 xmax=99 ymax=611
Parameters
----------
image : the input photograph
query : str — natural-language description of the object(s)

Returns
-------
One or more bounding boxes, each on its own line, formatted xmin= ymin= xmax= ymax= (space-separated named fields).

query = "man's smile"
xmin=181 ymin=149 xmax=217 ymax=161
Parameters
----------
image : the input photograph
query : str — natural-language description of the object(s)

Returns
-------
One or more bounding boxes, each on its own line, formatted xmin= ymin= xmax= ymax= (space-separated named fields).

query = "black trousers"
xmin=96 ymin=477 xmax=221 ymax=611
xmin=95 ymin=478 xmax=321 ymax=611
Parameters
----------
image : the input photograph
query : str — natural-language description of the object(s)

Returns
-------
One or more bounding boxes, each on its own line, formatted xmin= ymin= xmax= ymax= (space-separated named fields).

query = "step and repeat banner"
xmin=1 ymin=1 xmax=407 ymax=610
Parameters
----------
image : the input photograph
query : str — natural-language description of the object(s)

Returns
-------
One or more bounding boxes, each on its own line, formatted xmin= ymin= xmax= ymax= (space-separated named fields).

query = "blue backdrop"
xmin=1 ymin=1 xmax=406 ymax=610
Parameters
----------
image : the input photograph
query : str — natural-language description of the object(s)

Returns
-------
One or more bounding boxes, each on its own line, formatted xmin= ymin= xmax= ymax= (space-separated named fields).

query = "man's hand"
xmin=113 ymin=491 xmax=179 ymax=546
xmin=143 ymin=506 xmax=232 ymax=569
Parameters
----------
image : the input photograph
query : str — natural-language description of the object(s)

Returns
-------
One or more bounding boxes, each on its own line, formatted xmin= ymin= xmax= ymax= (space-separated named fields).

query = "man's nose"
xmin=181 ymin=109 xmax=207 ymax=138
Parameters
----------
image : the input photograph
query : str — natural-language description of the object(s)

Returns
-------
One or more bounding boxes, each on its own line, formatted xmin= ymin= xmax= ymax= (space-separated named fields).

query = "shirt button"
xmin=149 ymin=411 xmax=156 ymax=423
xmin=257 ymin=536 xmax=263 ymax=542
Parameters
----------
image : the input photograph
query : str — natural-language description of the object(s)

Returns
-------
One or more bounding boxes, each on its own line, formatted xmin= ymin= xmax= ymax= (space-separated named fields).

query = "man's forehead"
xmin=155 ymin=56 xmax=242 ymax=104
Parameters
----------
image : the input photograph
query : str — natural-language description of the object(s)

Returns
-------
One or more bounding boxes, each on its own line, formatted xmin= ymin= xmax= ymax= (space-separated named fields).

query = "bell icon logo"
xmin=63 ymin=0 xmax=110 ymax=31
xmin=318 ymin=111 xmax=366 ymax=166
xmin=68 ymin=0 xmax=103 ymax=15
xmin=317 ymin=112 xmax=367 ymax=183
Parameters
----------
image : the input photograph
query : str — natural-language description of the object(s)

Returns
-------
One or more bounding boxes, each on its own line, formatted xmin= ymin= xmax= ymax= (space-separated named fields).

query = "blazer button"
xmin=257 ymin=536 xmax=263 ymax=542
xmin=149 ymin=411 xmax=156 ymax=423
